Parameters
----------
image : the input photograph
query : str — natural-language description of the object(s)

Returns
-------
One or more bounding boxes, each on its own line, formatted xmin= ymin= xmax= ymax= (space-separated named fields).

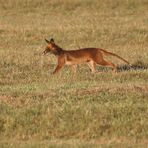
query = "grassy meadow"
xmin=0 ymin=0 xmax=148 ymax=147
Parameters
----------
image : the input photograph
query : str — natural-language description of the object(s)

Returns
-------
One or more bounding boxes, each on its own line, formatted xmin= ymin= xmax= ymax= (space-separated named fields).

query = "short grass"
xmin=0 ymin=0 xmax=148 ymax=147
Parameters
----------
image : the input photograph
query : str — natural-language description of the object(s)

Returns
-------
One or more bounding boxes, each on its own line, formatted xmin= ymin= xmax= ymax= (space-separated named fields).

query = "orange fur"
xmin=43 ymin=38 xmax=129 ymax=74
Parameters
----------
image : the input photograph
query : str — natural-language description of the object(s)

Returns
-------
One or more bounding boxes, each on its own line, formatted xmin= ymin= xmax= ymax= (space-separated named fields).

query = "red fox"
xmin=43 ymin=38 xmax=129 ymax=74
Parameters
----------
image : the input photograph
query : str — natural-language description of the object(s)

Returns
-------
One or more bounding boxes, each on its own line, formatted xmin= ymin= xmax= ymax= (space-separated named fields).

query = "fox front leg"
xmin=52 ymin=56 xmax=65 ymax=74
xmin=52 ymin=64 xmax=64 ymax=74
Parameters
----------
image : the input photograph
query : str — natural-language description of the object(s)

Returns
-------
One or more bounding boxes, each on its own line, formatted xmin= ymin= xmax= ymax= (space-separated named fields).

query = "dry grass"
xmin=0 ymin=0 xmax=148 ymax=147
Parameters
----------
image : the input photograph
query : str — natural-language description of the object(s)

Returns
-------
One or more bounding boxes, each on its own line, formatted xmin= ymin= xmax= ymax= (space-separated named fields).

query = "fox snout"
xmin=42 ymin=50 xmax=46 ymax=55
xmin=42 ymin=47 xmax=50 ymax=55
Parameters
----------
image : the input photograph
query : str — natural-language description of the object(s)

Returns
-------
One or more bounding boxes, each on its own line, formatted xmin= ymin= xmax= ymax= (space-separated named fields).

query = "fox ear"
xmin=50 ymin=38 xmax=54 ymax=43
xmin=45 ymin=39 xmax=50 ymax=44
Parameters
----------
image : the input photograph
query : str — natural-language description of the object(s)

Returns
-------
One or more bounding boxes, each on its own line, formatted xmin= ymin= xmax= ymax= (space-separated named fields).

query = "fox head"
xmin=43 ymin=38 xmax=63 ymax=55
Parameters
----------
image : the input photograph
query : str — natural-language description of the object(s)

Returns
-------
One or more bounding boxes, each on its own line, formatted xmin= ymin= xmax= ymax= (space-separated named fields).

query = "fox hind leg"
xmin=87 ymin=61 xmax=96 ymax=73
xmin=71 ymin=65 xmax=77 ymax=74
xmin=96 ymin=59 xmax=117 ymax=72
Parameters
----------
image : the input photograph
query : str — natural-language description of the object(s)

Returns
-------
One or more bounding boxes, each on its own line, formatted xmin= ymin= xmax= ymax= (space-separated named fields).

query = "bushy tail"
xmin=100 ymin=48 xmax=129 ymax=64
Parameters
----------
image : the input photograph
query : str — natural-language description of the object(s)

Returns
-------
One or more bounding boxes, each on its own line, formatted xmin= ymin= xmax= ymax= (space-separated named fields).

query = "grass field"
xmin=0 ymin=0 xmax=148 ymax=147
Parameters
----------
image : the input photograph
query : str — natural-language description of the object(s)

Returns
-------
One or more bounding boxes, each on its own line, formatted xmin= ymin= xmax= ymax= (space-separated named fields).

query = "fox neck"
xmin=53 ymin=45 xmax=64 ymax=56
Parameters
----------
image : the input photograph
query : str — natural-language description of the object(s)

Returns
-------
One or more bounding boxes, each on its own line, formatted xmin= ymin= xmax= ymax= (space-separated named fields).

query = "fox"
xmin=42 ymin=38 xmax=129 ymax=74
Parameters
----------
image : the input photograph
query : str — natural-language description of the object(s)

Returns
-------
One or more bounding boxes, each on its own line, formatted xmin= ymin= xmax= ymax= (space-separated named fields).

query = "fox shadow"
xmin=117 ymin=61 xmax=148 ymax=72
